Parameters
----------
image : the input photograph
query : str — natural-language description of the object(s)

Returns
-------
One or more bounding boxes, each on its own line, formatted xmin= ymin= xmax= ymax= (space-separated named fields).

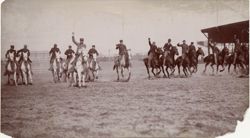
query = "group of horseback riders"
xmin=145 ymin=35 xmax=248 ymax=78
xmin=48 ymin=32 xmax=100 ymax=72
xmin=4 ymin=44 xmax=33 ymax=85
xmin=4 ymin=33 xmax=248 ymax=85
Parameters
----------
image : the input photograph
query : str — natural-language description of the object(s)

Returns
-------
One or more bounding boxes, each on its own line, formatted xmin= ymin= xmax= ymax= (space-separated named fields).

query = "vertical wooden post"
xmin=208 ymin=35 xmax=210 ymax=55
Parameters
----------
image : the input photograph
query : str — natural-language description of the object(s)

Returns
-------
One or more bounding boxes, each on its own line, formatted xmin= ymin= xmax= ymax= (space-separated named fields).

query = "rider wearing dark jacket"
xmin=48 ymin=44 xmax=61 ymax=71
xmin=17 ymin=45 xmax=32 ymax=63
xmin=4 ymin=45 xmax=17 ymax=75
xmin=88 ymin=45 xmax=99 ymax=59
xmin=64 ymin=45 xmax=75 ymax=60
xmin=147 ymin=38 xmax=158 ymax=67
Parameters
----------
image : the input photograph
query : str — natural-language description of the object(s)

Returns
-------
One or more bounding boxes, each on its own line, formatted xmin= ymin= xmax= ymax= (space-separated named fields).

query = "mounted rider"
xmin=177 ymin=40 xmax=189 ymax=59
xmin=88 ymin=45 xmax=99 ymax=61
xmin=64 ymin=45 xmax=75 ymax=65
xmin=208 ymin=39 xmax=220 ymax=65
xmin=71 ymin=32 xmax=88 ymax=65
xmin=17 ymin=45 xmax=32 ymax=64
xmin=48 ymin=44 xmax=61 ymax=71
xmin=233 ymin=35 xmax=241 ymax=65
xmin=4 ymin=45 xmax=17 ymax=76
xmin=147 ymin=38 xmax=158 ymax=67
xmin=163 ymin=38 xmax=173 ymax=64
xmin=188 ymin=42 xmax=196 ymax=55
xmin=116 ymin=40 xmax=129 ymax=66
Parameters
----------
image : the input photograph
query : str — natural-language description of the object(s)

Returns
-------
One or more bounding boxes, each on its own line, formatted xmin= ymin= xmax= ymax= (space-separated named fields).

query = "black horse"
xmin=203 ymin=46 xmax=229 ymax=74
xmin=175 ymin=53 xmax=192 ymax=77
xmin=161 ymin=46 xmax=179 ymax=78
xmin=225 ymin=44 xmax=249 ymax=74
xmin=188 ymin=47 xmax=205 ymax=73
xmin=143 ymin=47 xmax=166 ymax=78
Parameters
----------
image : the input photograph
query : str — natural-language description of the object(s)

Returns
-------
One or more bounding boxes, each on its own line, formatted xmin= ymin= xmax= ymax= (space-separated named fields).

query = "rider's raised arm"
xmin=148 ymin=39 xmax=152 ymax=47
xmin=72 ymin=35 xmax=79 ymax=46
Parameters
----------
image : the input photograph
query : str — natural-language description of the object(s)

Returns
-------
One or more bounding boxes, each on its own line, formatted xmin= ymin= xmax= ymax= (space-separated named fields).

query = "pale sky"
xmin=1 ymin=0 xmax=249 ymax=57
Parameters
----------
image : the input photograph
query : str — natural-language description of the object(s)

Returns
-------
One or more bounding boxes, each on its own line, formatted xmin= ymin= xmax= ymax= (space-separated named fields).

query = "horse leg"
xmin=151 ymin=68 xmax=156 ymax=76
xmin=178 ymin=65 xmax=181 ymax=76
xmin=210 ymin=63 xmax=215 ymax=74
xmin=28 ymin=65 xmax=33 ymax=85
xmin=203 ymin=62 xmax=209 ymax=73
xmin=82 ymin=72 xmax=87 ymax=87
xmin=13 ymin=72 xmax=17 ymax=86
xmin=183 ymin=67 xmax=187 ymax=77
xmin=228 ymin=63 xmax=231 ymax=73
xmin=166 ymin=66 xmax=170 ymax=78
xmin=116 ymin=66 xmax=119 ymax=81
xmin=22 ymin=70 xmax=28 ymax=85
xmin=126 ymin=67 xmax=131 ymax=82
xmin=7 ymin=74 xmax=10 ymax=85
xmin=219 ymin=64 xmax=225 ymax=72
xmin=121 ymin=67 xmax=124 ymax=78
xmin=188 ymin=66 xmax=192 ymax=77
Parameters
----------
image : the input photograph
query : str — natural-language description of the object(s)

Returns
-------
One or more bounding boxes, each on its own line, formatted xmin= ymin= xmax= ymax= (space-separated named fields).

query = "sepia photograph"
xmin=1 ymin=0 xmax=249 ymax=137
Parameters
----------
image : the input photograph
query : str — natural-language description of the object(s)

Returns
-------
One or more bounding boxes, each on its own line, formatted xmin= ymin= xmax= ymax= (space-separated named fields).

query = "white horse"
xmin=20 ymin=52 xmax=33 ymax=85
xmin=74 ymin=53 xmax=88 ymax=87
xmin=113 ymin=50 xmax=131 ymax=82
xmin=6 ymin=52 xmax=18 ymax=86
xmin=88 ymin=53 xmax=100 ymax=81
xmin=51 ymin=51 xmax=62 ymax=83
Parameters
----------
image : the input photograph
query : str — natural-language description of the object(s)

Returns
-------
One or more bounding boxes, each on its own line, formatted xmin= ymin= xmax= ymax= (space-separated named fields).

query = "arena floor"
xmin=1 ymin=60 xmax=249 ymax=138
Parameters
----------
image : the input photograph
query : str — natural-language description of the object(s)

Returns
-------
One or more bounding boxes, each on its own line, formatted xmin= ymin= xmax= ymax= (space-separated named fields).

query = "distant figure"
xmin=4 ymin=45 xmax=17 ymax=76
xmin=163 ymin=38 xmax=173 ymax=64
xmin=147 ymin=38 xmax=158 ymax=67
xmin=64 ymin=45 xmax=75 ymax=65
xmin=114 ymin=40 xmax=131 ymax=81
xmin=208 ymin=39 xmax=220 ymax=65
xmin=48 ymin=44 xmax=61 ymax=71
xmin=17 ymin=45 xmax=32 ymax=64
xmin=177 ymin=40 xmax=189 ymax=60
xmin=71 ymin=32 xmax=88 ymax=65
xmin=88 ymin=45 xmax=101 ymax=80
xmin=116 ymin=40 xmax=128 ymax=63
xmin=88 ymin=45 xmax=99 ymax=60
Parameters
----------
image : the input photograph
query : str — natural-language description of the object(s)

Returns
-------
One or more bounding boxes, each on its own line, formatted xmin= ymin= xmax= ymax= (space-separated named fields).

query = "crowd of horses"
xmin=143 ymin=44 xmax=249 ymax=79
xmin=4 ymin=44 xmax=249 ymax=87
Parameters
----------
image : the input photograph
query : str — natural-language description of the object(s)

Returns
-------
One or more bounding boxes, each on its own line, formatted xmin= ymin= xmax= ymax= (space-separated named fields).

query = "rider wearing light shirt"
xmin=71 ymin=32 xmax=88 ymax=65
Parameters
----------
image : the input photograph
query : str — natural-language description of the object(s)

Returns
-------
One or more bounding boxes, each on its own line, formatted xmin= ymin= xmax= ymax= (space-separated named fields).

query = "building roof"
xmin=201 ymin=20 xmax=249 ymax=43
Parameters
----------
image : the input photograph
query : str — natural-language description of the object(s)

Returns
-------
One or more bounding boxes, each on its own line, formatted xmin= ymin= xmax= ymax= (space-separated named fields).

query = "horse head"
xmin=55 ymin=51 xmax=61 ymax=62
xmin=197 ymin=47 xmax=205 ymax=57
xmin=22 ymin=52 xmax=29 ymax=61
xmin=92 ymin=53 xmax=97 ymax=61
xmin=171 ymin=46 xmax=179 ymax=56
xmin=8 ymin=52 xmax=15 ymax=61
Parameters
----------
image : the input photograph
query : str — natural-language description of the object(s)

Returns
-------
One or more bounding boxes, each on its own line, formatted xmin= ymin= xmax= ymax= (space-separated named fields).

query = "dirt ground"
xmin=1 ymin=60 xmax=249 ymax=138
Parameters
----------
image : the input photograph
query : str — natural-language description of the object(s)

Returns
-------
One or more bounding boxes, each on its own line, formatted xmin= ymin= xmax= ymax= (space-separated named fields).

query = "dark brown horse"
xmin=143 ymin=47 xmax=166 ymax=78
xmin=225 ymin=44 xmax=249 ymax=73
xmin=175 ymin=53 xmax=192 ymax=77
xmin=203 ymin=46 xmax=229 ymax=74
xmin=188 ymin=47 xmax=205 ymax=73
xmin=161 ymin=46 xmax=179 ymax=78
